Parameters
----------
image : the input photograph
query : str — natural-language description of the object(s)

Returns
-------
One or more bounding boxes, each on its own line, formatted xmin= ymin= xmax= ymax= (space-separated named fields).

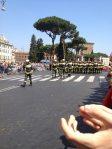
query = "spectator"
xmin=103 ymin=87 xmax=112 ymax=108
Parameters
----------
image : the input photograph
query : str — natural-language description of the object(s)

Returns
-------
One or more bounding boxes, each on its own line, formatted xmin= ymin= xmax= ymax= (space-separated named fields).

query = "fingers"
xmin=61 ymin=116 xmax=95 ymax=147
xmin=61 ymin=117 xmax=76 ymax=140
xmin=68 ymin=115 xmax=78 ymax=131
xmin=80 ymin=108 xmax=104 ymax=128
xmin=79 ymin=104 xmax=112 ymax=124
xmin=99 ymin=105 xmax=112 ymax=114
xmin=83 ymin=118 xmax=101 ymax=130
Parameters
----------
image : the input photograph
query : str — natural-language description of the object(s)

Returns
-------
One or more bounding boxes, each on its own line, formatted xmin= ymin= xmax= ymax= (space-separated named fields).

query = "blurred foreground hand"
xmin=61 ymin=104 xmax=112 ymax=149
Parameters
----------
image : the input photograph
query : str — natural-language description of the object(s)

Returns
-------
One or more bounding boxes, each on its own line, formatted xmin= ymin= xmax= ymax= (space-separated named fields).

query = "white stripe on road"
xmin=39 ymin=77 xmax=52 ymax=81
xmin=0 ymin=85 xmax=20 ymax=93
xmin=0 ymin=75 xmax=41 ymax=81
xmin=32 ymin=75 xmax=42 ymax=77
xmin=62 ymin=76 xmax=75 ymax=82
xmin=74 ymin=76 xmax=85 ymax=82
xmin=99 ymin=76 xmax=105 ymax=79
xmin=9 ymin=76 xmax=24 ymax=81
xmin=19 ymin=76 xmax=38 ymax=82
xmin=1 ymin=77 xmax=13 ymax=80
xmin=99 ymin=76 xmax=106 ymax=82
xmin=32 ymin=77 xmax=41 ymax=82
xmin=1 ymin=75 xmax=24 ymax=81
xmin=44 ymin=75 xmax=51 ymax=77
xmin=50 ymin=77 xmax=60 ymax=81
xmin=87 ymin=76 xmax=95 ymax=82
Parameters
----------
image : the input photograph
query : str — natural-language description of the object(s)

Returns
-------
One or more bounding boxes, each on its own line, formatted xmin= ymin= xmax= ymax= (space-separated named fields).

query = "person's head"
xmin=25 ymin=59 xmax=30 ymax=64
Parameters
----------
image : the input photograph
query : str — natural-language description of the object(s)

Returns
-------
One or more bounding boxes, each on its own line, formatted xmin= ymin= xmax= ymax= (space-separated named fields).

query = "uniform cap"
xmin=26 ymin=59 xmax=29 ymax=62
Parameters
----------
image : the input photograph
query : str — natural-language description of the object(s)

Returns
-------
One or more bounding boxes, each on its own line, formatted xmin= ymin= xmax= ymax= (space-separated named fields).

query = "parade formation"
xmin=51 ymin=60 xmax=104 ymax=78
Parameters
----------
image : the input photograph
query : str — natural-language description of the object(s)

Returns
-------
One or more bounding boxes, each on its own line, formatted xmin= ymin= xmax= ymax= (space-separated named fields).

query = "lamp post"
xmin=0 ymin=0 xmax=6 ymax=11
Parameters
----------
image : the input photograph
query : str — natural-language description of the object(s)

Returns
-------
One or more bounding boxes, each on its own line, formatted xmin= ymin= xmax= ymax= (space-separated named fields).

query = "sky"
xmin=0 ymin=0 xmax=112 ymax=55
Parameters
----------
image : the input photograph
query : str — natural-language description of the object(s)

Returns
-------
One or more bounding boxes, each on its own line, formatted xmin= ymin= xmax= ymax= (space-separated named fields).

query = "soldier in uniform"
xmin=58 ymin=59 xmax=66 ymax=78
xmin=52 ymin=60 xmax=58 ymax=78
xmin=66 ymin=61 xmax=73 ymax=77
xmin=98 ymin=62 xmax=103 ymax=73
xmin=83 ymin=61 xmax=87 ymax=74
xmin=73 ymin=62 xmax=78 ymax=73
xmin=93 ymin=61 xmax=98 ymax=73
xmin=21 ymin=59 xmax=33 ymax=87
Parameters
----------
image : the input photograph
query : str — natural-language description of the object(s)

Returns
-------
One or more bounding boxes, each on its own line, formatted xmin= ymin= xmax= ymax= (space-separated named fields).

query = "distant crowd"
xmin=0 ymin=61 xmax=48 ymax=77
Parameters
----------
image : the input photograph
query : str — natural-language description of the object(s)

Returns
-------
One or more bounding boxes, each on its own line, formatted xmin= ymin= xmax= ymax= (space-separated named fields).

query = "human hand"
xmin=61 ymin=104 xmax=112 ymax=149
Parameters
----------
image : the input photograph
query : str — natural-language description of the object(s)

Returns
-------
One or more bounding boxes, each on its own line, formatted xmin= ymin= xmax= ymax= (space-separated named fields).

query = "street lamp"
xmin=0 ymin=0 xmax=6 ymax=11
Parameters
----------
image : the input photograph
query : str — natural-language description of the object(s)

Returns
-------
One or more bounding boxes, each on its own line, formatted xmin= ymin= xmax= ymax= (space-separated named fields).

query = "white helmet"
xmin=26 ymin=59 xmax=29 ymax=62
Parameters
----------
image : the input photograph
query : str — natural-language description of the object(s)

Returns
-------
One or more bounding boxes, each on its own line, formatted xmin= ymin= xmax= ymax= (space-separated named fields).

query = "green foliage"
xmin=36 ymin=45 xmax=51 ymax=62
xmin=33 ymin=16 xmax=87 ymax=61
xmin=72 ymin=36 xmax=86 ymax=54
xmin=34 ymin=16 xmax=78 ymax=58
xmin=56 ymin=42 xmax=64 ymax=61
xmin=29 ymin=34 xmax=37 ymax=62
xmin=84 ymin=52 xmax=108 ymax=58
xmin=84 ymin=52 xmax=108 ymax=61
xmin=93 ymin=52 xmax=108 ymax=58
xmin=29 ymin=35 xmax=44 ymax=62
xmin=34 ymin=16 xmax=75 ymax=35
xmin=39 ymin=45 xmax=51 ymax=53
xmin=37 ymin=38 xmax=43 ymax=48
xmin=66 ymin=49 xmax=74 ymax=61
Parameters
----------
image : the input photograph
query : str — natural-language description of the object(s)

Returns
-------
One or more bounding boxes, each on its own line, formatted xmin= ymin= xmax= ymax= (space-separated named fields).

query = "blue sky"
xmin=0 ymin=0 xmax=112 ymax=55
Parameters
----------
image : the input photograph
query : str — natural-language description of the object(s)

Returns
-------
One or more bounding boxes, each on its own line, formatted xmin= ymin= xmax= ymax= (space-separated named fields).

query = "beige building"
xmin=83 ymin=42 xmax=94 ymax=55
xmin=14 ymin=51 xmax=29 ymax=63
xmin=0 ymin=35 xmax=14 ymax=63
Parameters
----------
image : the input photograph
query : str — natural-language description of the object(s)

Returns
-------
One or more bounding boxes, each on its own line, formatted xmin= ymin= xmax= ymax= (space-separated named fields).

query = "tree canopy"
xmin=33 ymin=16 xmax=79 ymax=60
xmin=33 ymin=16 xmax=87 ymax=61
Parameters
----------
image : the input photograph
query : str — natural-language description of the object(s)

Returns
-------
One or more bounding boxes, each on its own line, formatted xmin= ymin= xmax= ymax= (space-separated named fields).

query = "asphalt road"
xmin=0 ymin=71 xmax=108 ymax=149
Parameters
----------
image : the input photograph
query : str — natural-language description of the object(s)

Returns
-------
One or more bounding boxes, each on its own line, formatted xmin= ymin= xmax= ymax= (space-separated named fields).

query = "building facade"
xmin=0 ymin=35 xmax=14 ymax=63
xmin=14 ymin=51 xmax=29 ymax=63
xmin=83 ymin=42 xmax=94 ymax=55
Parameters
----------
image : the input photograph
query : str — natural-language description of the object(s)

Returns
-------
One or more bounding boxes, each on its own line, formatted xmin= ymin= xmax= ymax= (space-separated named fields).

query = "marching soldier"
xmin=67 ymin=61 xmax=73 ymax=77
xmin=58 ymin=59 xmax=66 ymax=78
xmin=52 ymin=60 xmax=58 ymax=78
xmin=21 ymin=59 xmax=33 ymax=87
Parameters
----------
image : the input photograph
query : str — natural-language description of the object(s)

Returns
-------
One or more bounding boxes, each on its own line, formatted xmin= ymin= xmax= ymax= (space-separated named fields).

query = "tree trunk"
xmin=51 ymin=36 xmax=56 ymax=61
xmin=60 ymin=36 xmax=66 ymax=60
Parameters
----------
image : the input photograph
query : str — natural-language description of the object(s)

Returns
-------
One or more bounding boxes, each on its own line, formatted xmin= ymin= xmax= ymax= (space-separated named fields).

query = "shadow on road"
xmin=83 ymin=81 xmax=108 ymax=105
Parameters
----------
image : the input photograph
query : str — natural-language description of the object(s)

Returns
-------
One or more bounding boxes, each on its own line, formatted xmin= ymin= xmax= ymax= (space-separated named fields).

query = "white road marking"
xmin=1 ymin=77 xmax=13 ymax=80
xmin=9 ymin=76 xmax=24 ymax=81
xmin=62 ymin=76 xmax=75 ymax=82
xmin=50 ymin=77 xmax=60 ymax=81
xmin=32 ymin=77 xmax=41 ymax=81
xmin=74 ymin=76 xmax=85 ymax=82
xmin=19 ymin=76 xmax=38 ymax=82
xmin=39 ymin=77 xmax=52 ymax=81
xmin=87 ymin=76 xmax=95 ymax=82
xmin=99 ymin=76 xmax=106 ymax=82
xmin=44 ymin=75 xmax=51 ymax=77
xmin=0 ymin=86 xmax=20 ymax=93
xmin=99 ymin=76 xmax=105 ymax=79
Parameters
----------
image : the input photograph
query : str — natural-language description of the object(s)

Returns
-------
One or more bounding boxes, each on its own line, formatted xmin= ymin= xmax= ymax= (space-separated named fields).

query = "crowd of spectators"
xmin=0 ymin=61 xmax=47 ymax=78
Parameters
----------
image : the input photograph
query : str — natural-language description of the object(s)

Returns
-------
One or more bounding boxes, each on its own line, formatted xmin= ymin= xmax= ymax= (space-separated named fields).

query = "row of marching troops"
xmin=51 ymin=61 xmax=104 ymax=78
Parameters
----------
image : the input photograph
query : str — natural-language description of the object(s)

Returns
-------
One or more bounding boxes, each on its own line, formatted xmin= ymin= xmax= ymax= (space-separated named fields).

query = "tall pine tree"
xmin=29 ymin=34 xmax=37 ymax=62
